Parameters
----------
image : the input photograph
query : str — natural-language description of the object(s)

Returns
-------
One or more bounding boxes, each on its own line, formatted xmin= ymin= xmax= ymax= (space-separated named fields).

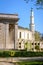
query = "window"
xmin=19 ymin=46 xmax=21 ymax=48
xmin=19 ymin=42 xmax=21 ymax=48
xmin=41 ymin=48 xmax=43 ymax=51
xmin=32 ymin=43 xmax=34 ymax=45
xmin=32 ymin=48 xmax=34 ymax=50
xmin=19 ymin=32 xmax=21 ymax=38
xmin=38 ymin=43 xmax=40 ymax=45
xmin=19 ymin=42 xmax=21 ymax=45
xmin=35 ymin=43 xmax=37 ymax=45
xmin=27 ymin=33 xmax=29 ymax=39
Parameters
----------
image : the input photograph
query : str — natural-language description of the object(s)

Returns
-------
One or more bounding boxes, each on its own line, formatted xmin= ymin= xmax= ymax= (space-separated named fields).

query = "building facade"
xmin=18 ymin=26 xmax=33 ymax=50
xmin=18 ymin=8 xmax=35 ymax=51
xmin=0 ymin=13 xmax=19 ymax=50
xmin=0 ymin=9 xmax=43 ymax=51
xmin=17 ymin=9 xmax=43 ymax=51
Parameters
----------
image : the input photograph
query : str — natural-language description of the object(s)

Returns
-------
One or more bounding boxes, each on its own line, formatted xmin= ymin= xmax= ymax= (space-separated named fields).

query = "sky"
xmin=0 ymin=0 xmax=43 ymax=33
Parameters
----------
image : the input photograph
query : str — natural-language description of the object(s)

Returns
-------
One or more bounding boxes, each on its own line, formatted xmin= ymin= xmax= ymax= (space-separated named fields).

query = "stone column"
xmin=0 ymin=23 xmax=5 ymax=49
xmin=14 ymin=22 xmax=18 ymax=49
xmin=5 ymin=22 xmax=9 ymax=49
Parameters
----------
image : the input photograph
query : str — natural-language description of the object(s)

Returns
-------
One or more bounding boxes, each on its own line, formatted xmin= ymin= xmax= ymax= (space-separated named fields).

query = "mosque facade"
xmin=0 ymin=9 xmax=43 ymax=51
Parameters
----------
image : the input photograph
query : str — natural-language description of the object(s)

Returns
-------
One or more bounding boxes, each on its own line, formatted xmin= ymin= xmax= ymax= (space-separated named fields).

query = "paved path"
xmin=0 ymin=57 xmax=43 ymax=62
xmin=15 ymin=57 xmax=43 ymax=61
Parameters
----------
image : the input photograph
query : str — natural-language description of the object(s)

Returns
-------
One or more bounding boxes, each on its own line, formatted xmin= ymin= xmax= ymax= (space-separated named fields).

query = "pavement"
xmin=13 ymin=57 xmax=43 ymax=62
xmin=0 ymin=57 xmax=43 ymax=62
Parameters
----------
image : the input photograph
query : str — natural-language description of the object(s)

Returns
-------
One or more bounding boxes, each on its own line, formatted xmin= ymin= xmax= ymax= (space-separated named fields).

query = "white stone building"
xmin=0 ymin=8 xmax=35 ymax=50
xmin=18 ymin=26 xmax=33 ymax=50
xmin=0 ymin=8 xmax=43 ymax=51
xmin=18 ymin=8 xmax=35 ymax=50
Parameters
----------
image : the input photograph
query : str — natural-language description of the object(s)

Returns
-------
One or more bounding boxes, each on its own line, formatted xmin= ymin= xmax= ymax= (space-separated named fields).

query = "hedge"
xmin=0 ymin=50 xmax=43 ymax=57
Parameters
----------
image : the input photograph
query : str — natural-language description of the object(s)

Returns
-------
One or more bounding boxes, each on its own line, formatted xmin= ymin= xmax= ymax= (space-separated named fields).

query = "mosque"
xmin=18 ymin=8 xmax=35 ymax=50
xmin=0 ymin=8 xmax=43 ymax=51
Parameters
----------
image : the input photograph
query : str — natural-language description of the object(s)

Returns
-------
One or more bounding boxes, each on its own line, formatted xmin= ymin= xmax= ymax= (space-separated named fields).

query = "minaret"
xmin=30 ymin=8 xmax=35 ymax=32
xmin=30 ymin=8 xmax=35 ymax=41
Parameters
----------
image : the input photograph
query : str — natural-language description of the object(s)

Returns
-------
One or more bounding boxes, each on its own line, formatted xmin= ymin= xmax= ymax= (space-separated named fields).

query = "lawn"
xmin=17 ymin=61 xmax=43 ymax=65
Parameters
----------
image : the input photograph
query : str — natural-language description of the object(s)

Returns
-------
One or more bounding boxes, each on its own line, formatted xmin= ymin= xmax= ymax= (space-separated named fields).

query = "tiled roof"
xmin=18 ymin=26 xmax=30 ymax=30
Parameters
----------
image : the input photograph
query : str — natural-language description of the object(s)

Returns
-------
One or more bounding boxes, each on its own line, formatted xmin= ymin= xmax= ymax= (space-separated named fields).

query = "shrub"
xmin=0 ymin=50 xmax=43 ymax=57
xmin=9 ymin=51 xmax=15 ymax=57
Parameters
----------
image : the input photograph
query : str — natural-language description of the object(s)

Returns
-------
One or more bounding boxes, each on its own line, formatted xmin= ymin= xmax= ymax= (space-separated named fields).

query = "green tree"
xmin=35 ymin=45 xmax=40 ymax=51
xmin=24 ymin=0 xmax=43 ymax=5
xmin=24 ymin=0 xmax=43 ymax=9
xmin=25 ymin=42 xmax=28 ymax=51
xmin=35 ymin=31 xmax=41 ymax=41
xmin=36 ymin=0 xmax=43 ymax=5
xmin=40 ymin=34 xmax=43 ymax=41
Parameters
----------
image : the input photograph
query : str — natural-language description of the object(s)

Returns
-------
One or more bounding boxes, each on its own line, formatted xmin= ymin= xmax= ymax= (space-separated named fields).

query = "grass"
xmin=17 ymin=61 xmax=43 ymax=65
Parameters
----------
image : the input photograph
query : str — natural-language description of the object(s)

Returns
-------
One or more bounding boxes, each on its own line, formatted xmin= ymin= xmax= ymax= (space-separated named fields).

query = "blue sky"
xmin=0 ymin=0 xmax=43 ymax=33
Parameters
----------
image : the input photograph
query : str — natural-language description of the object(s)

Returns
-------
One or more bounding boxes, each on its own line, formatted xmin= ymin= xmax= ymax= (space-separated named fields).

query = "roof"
xmin=0 ymin=13 xmax=18 ymax=16
xmin=18 ymin=26 xmax=30 ymax=31
xmin=0 ymin=13 xmax=19 ymax=22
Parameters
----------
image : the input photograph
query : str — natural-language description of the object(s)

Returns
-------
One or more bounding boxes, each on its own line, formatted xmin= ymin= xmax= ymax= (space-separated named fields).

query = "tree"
xmin=36 ymin=0 xmax=43 ymax=5
xmin=24 ymin=0 xmax=43 ymax=5
xmin=25 ymin=42 xmax=28 ymax=51
xmin=35 ymin=31 xmax=41 ymax=41
xmin=35 ymin=45 xmax=40 ymax=51
xmin=24 ymin=0 xmax=43 ymax=9
xmin=40 ymin=33 xmax=43 ymax=41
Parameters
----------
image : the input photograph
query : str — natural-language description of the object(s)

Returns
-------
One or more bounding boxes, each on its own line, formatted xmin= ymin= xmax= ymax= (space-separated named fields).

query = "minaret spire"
xmin=30 ymin=8 xmax=35 ymax=41
xmin=30 ymin=8 xmax=35 ymax=32
xmin=31 ymin=8 xmax=34 ymax=24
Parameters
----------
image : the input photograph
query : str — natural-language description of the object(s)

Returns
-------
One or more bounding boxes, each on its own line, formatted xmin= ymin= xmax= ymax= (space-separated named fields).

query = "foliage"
xmin=36 ymin=0 xmax=43 ymax=5
xmin=0 ymin=50 xmax=43 ymax=57
xmin=24 ymin=0 xmax=43 ymax=9
xmin=18 ymin=61 xmax=43 ymax=65
xmin=24 ymin=42 xmax=28 ymax=50
xmin=35 ymin=45 xmax=40 ymax=50
xmin=34 ymin=31 xmax=41 ymax=41
xmin=9 ymin=51 xmax=15 ymax=56
xmin=24 ymin=0 xmax=43 ymax=5
xmin=40 ymin=34 xmax=43 ymax=41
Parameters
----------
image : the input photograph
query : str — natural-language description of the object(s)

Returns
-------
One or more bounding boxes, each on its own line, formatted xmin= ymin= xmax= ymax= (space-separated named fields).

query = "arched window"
xmin=38 ymin=43 xmax=40 ymax=45
xmin=19 ymin=32 xmax=21 ymax=38
xmin=19 ymin=42 xmax=21 ymax=48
